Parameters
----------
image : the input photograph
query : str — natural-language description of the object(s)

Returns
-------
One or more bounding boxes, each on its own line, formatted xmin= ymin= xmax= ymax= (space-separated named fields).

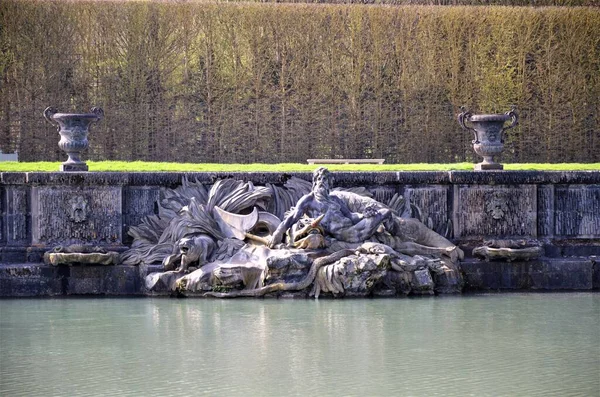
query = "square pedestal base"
xmin=60 ymin=163 xmax=88 ymax=172
xmin=474 ymin=163 xmax=503 ymax=171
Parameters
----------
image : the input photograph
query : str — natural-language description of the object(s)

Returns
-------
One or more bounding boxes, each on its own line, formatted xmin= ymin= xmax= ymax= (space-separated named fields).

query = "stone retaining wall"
xmin=1 ymin=171 xmax=599 ymax=296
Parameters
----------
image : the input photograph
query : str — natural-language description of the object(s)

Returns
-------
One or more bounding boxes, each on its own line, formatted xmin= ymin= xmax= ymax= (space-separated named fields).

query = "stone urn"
xmin=44 ymin=107 xmax=104 ymax=171
xmin=458 ymin=106 xmax=518 ymax=170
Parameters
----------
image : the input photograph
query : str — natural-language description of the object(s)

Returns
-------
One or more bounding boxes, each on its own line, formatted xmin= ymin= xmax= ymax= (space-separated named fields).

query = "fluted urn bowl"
xmin=458 ymin=107 xmax=518 ymax=171
xmin=44 ymin=107 xmax=104 ymax=172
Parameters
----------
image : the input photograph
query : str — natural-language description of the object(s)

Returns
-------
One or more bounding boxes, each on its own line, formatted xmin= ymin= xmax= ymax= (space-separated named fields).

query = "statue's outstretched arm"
xmin=337 ymin=200 xmax=363 ymax=224
xmin=268 ymin=194 xmax=313 ymax=247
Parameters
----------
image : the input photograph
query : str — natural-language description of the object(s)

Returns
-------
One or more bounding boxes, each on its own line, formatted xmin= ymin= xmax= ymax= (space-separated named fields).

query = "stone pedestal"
xmin=474 ymin=163 xmax=503 ymax=171
xmin=61 ymin=163 xmax=89 ymax=172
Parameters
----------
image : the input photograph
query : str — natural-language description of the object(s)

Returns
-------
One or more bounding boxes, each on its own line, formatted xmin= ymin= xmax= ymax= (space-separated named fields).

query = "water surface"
xmin=1 ymin=294 xmax=598 ymax=396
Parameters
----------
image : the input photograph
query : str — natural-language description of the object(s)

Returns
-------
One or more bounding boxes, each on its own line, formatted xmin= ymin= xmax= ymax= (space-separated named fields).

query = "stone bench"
xmin=0 ymin=151 xmax=18 ymax=162
xmin=307 ymin=159 xmax=385 ymax=165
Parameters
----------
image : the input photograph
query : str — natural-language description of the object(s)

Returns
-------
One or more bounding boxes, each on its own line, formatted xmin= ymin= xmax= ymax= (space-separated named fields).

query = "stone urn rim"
xmin=467 ymin=113 xmax=513 ymax=122
xmin=51 ymin=112 xmax=101 ymax=120
xmin=44 ymin=107 xmax=104 ymax=125
xmin=458 ymin=105 xmax=518 ymax=134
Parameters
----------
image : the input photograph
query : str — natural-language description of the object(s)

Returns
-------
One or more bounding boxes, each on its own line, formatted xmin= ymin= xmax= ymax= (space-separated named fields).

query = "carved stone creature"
xmin=163 ymin=234 xmax=216 ymax=272
xmin=288 ymin=215 xmax=326 ymax=249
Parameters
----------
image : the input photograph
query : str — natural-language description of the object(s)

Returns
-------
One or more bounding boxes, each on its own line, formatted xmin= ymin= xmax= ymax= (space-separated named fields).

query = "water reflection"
xmin=1 ymin=294 xmax=599 ymax=396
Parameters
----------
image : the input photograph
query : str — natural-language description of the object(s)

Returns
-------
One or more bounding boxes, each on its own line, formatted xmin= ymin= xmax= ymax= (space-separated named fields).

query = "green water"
xmin=1 ymin=294 xmax=598 ymax=396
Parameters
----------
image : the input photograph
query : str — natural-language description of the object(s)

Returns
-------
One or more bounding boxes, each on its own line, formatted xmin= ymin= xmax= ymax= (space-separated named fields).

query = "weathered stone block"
xmin=555 ymin=186 xmax=600 ymax=237
xmin=461 ymin=261 xmax=531 ymax=290
xmin=0 ymin=185 xmax=4 ymax=244
xmin=266 ymin=252 xmax=311 ymax=283
xmin=529 ymin=260 xmax=593 ymax=290
xmin=67 ymin=266 xmax=106 ymax=294
xmin=592 ymin=257 xmax=599 ymax=289
xmin=412 ymin=269 xmax=434 ymax=292
xmin=31 ymin=186 xmax=122 ymax=246
xmin=3 ymin=186 xmax=30 ymax=245
xmin=104 ymin=266 xmax=141 ymax=294
xmin=406 ymin=186 xmax=450 ymax=237
xmin=368 ymin=186 xmax=401 ymax=207
xmin=64 ymin=265 xmax=142 ymax=295
xmin=381 ymin=270 xmax=411 ymax=295
xmin=433 ymin=269 xmax=463 ymax=294
xmin=1 ymin=247 xmax=25 ymax=263
xmin=461 ymin=259 xmax=593 ymax=290
xmin=0 ymin=264 xmax=63 ymax=296
xmin=537 ymin=185 xmax=554 ymax=237
xmin=122 ymin=187 xmax=162 ymax=244
xmin=453 ymin=185 xmax=537 ymax=238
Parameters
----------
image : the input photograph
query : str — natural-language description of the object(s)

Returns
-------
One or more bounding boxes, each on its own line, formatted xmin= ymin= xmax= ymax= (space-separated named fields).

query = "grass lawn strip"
xmin=0 ymin=162 xmax=598 ymax=172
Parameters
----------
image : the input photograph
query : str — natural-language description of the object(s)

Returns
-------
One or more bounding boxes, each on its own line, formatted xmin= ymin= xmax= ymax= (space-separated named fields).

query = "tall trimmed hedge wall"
xmin=1 ymin=2 xmax=598 ymax=163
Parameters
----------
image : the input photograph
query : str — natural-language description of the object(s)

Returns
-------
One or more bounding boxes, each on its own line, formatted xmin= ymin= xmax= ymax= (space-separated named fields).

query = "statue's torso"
xmin=306 ymin=197 xmax=353 ymax=232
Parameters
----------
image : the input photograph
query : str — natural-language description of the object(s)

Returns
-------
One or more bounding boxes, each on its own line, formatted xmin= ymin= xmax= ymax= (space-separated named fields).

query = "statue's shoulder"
xmin=296 ymin=190 xmax=312 ymax=200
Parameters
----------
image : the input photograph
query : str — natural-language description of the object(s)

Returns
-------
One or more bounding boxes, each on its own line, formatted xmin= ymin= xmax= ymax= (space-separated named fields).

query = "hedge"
xmin=1 ymin=1 xmax=598 ymax=163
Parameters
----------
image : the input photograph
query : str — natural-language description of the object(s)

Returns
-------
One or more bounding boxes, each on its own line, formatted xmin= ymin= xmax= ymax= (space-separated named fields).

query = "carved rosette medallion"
xmin=486 ymin=192 xmax=508 ymax=220
xmin=68 ymin=196 xmax=88 ymax=223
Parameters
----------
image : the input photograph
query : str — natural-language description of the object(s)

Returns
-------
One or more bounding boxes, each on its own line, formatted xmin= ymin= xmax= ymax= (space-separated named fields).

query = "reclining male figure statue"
xmin=268 ymin=167 xmax=463 ymax=263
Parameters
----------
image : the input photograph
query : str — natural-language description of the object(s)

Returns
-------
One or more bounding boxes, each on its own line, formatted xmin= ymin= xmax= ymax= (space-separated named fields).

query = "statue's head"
xmin=178 ymin=234 xmax=215 ymax=269
xmin=312 ymin=167 xmax=332 ymax=197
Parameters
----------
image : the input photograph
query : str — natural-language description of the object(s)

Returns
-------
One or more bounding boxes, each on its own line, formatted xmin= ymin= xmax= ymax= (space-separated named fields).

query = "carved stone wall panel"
xmin=122 ymin=187 xmax=162 ymax=244
xmin=31 ymin=186 xmax=122 ymax=245
xmin=537 ymin=185 xmax=554 ymax=237
xmin=555 ymin=186 xmax=600 ymax=237
xmin=0 ymin=186 xmax=4 ymax=244
xmin=4 ymin=186 xmax=30 ymax=245
xmin=405 ymin=186 xmax=450 ymax=237
xmin=368 ymin=186 xmax=400 ymax=206
xmin=453 ymin=185 xmax=537 ymax=238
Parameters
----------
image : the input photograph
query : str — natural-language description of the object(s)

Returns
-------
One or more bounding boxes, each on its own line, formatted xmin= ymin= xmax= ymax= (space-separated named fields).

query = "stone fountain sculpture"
xmin=121 ymin=168 xmax=464 ymax=298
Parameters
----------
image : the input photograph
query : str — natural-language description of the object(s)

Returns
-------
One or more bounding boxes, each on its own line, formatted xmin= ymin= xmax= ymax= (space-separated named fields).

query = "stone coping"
xmin=1 ymin=170 xmax=599 ymax=186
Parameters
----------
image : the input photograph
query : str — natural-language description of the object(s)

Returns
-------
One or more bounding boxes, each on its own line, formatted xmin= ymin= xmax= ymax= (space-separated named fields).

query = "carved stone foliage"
xmin=122 ymin=169 xmax=464 ymax=298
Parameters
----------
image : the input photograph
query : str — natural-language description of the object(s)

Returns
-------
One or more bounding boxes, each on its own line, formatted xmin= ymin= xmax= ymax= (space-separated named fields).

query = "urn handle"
xmin=458 ymin=106 xmax=478 ymax=144
xmin=501 ymin=105 xmax=518 ymax=141
xmin=90 ymin=107 xmax=104 ymax=121
xmin=43 ymin=107 xmax=59 ymax=128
